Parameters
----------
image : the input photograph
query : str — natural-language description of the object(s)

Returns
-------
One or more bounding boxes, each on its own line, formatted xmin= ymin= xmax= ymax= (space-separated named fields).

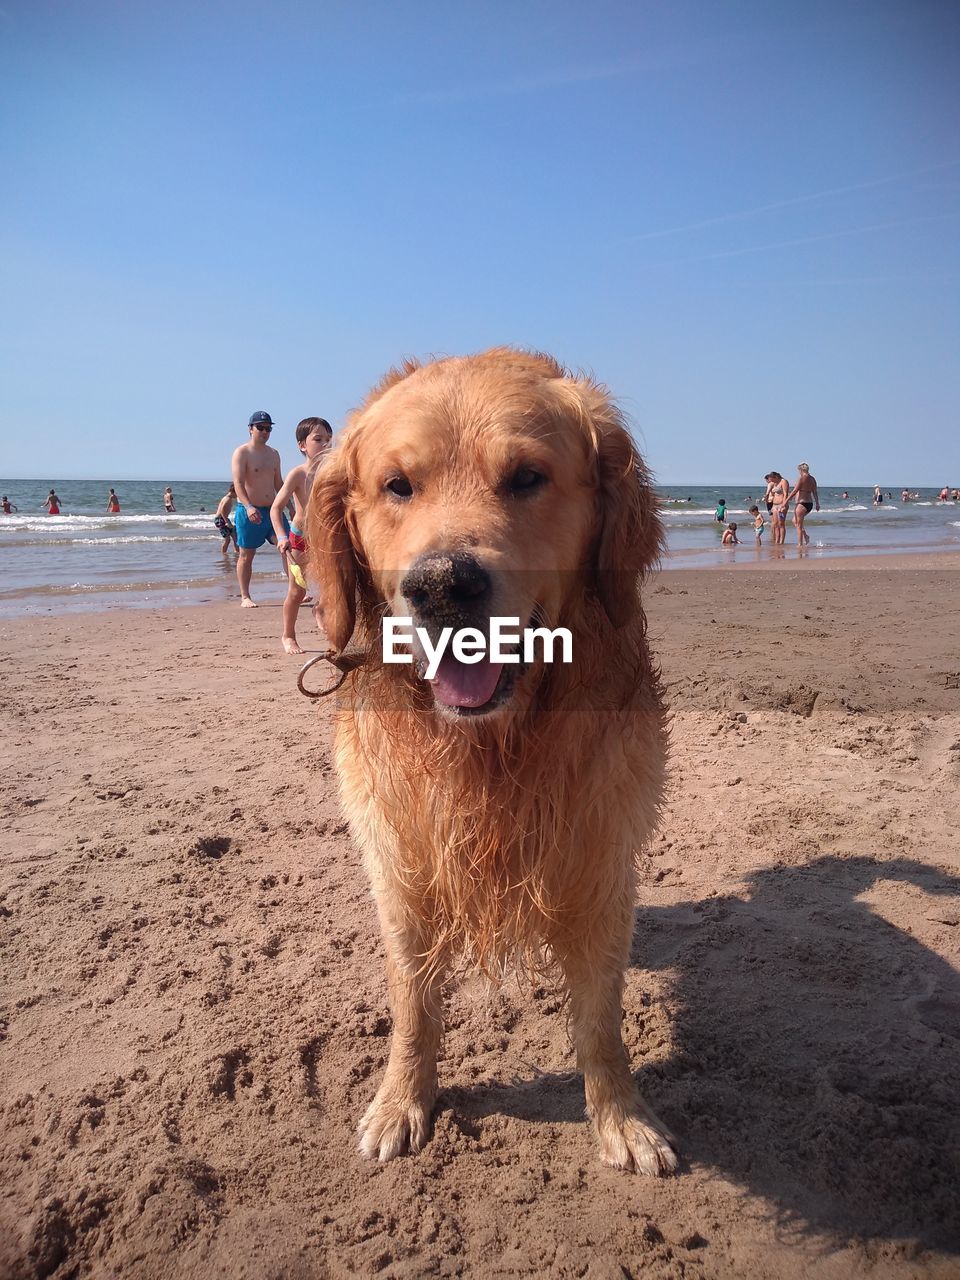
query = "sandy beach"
xmin=1 ymin=562 xmax=958 ymax=1279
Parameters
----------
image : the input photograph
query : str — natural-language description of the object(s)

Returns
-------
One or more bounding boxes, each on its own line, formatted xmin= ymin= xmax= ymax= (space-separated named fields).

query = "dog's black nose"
xmin=400 ymin=551 xmax=491 ymax=618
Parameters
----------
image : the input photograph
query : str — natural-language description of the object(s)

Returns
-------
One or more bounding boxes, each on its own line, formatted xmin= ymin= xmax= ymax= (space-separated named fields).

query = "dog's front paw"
xmin=595 ymin=1105 xmax=678 ymax=1176
xmin=358 ymin=1083 xmax=434 ymax=1162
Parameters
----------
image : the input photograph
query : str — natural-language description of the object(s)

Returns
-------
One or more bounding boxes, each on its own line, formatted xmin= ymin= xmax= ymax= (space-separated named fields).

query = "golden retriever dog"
xmin=305 ymin=348 xmax=676 ymax=1174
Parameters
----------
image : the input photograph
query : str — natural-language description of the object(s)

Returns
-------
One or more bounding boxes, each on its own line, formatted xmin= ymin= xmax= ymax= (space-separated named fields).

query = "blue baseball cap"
xmin=248 ymin=410 xmax=274 ymax=427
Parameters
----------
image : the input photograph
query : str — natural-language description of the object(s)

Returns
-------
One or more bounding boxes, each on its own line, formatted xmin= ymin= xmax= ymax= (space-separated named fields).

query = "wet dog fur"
xmin=305 ymin=348 xmax=677 ymax=1173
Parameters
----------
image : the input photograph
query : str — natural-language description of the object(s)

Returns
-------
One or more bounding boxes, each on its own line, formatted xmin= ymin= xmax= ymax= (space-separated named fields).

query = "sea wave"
xmin=0 ymin=534 xmax=216 ymax=549
xmin=0 ymin=513 xmax=214 ymax=532
xmin=658 ymin=500 xmax=951 ymax=526
xmin=659 ymin=507 xmax=717 ymax=518
xmin=658 ymin=502 xmax=898 ymax=521
xmin=0 ymin=573 xmax=242 ymax=600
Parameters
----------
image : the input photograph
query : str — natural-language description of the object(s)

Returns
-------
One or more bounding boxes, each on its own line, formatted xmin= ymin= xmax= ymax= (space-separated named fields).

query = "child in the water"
xmin=749 ymin=505 xmax=765 ymax=544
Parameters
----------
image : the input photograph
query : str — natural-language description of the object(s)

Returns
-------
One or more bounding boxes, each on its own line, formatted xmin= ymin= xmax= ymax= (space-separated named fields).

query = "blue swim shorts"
xmin=235 ymin=504 xmax=279 ymax=550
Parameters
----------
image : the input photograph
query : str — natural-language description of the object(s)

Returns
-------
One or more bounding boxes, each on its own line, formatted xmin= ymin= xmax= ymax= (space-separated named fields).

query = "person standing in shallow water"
xmin=787 ymin=463 xmax=819 ymax=546
xmin=214 ymin=484 xmax=238 ymax=552
xmin=44 ymin=490 xmax=61 ymax=515
xmin=763 ymin=473 xmax=776 ymax=516
xmin=765 ymin=472 xmax=789 ymax=545
xmin=749 ymin=505 xmax=765 ymax=544
xmin=106 ymin=488 xmax=121 ymax=514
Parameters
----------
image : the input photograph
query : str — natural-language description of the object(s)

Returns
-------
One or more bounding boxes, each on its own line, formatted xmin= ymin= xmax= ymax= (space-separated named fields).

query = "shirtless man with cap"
xmin=231 ymin=411 xmax=285 ymax=607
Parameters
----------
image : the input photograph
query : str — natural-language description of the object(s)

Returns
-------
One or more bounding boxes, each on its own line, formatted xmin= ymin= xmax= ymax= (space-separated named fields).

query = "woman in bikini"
xmin=763 ymin=473 xmax=776 ymax=517
xmin=787 ymin=463 xmax=819 ymax=546
xmin=764 ymin=471 xmax=790 ymax=545
xmin=106 ymin=488 xmax=121 ymax=514
xmin=44 ymin=490 xmax=61 ymax=515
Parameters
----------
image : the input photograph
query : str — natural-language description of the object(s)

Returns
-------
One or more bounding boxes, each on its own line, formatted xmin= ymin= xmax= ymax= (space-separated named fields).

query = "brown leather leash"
xmin=296 ymin=647 xmax=367 ymax=699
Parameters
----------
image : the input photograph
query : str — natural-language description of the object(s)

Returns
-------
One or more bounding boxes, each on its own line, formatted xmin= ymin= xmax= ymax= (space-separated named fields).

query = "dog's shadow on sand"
xmin=448 ymin=855 xmax=960 ymax=1252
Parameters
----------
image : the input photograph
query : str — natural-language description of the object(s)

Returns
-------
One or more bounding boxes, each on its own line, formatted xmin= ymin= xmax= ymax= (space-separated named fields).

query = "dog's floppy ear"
xmin=559 ymin=378 xmax=663 ymax=627
xmin=595 ymin=420 xmax=663 ymax=626
xmin=305 ymin=449 xmax=358 ymax=653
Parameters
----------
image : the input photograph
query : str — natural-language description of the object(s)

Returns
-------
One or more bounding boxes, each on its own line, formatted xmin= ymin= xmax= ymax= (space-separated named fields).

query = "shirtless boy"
xmin=749 ymin=505 xmax=765 ymax=544
xmin=214 ymin=483 xmax=238 ymax=552
xmin=271 ymin=417 xmax=332 ymax=654
xmin=231 ymin=411 xmax=285 ymax=607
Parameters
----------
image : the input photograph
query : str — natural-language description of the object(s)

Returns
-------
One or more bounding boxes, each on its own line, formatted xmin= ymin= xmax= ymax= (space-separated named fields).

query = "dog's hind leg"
xmin=556 ymin=901 xmax=678 ymax=1176
xmin=358 ymin=910 xmax=445 ymax=1162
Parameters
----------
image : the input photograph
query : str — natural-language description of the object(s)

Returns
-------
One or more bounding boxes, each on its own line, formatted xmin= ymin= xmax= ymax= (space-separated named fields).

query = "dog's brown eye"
xmin=509 ymin=467 xmax=546 ymax=494
xmin=385 ymin=475 xmax=413 ymax=499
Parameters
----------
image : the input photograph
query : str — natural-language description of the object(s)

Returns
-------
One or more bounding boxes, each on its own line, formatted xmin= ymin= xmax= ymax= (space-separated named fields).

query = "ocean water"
xmin=1 ymin=478 xmax=958 ymax=617
xmin=659 ymin=485 xmax=960 ymax=567
xmin=0 ymin=478 xmax=289 ymax=616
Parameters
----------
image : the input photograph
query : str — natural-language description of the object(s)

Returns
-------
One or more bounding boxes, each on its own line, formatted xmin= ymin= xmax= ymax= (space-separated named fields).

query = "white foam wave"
xmin=660 ymin=508 xmax=717 ymax=518
xmin=661 ymin=503 xmax=891 ymax=521
xmin=0 ymin=514 xmax=213 ymax=533
xmin=71 ymin=535 xmax=210 ymax=545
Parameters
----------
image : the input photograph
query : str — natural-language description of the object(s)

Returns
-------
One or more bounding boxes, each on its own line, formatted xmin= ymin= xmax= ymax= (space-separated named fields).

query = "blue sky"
xmin=1 ymin=0 xmax=958 ymax=485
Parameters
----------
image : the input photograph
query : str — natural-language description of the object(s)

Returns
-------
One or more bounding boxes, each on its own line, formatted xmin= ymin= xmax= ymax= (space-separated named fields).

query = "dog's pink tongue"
xmin=430 ymin=654 xmax=504 ymax=708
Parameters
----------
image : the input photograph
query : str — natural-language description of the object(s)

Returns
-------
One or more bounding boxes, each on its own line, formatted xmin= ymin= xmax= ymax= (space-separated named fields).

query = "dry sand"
xmin=1 ymin=564 xmax=959 ymax=1279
